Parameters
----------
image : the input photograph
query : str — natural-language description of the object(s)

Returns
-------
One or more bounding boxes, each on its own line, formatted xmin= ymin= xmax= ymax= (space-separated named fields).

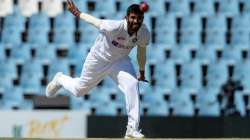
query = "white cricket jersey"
xmin=89 ymin=19 xmax=150 ymax=62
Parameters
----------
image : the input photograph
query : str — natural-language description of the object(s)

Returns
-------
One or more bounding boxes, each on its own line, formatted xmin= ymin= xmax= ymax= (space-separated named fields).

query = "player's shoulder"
xmin=136 ymin=24 xmax=151 ymax=46
xmin=141 ymin=24 xmax=150 ymax=31
xmin=101 ymin=19 xmax=124 ymax=27
xmin=138 ymin=24 xmax=150 ymax=37
xmin=100 ymin=19 xmax=124 ymax=33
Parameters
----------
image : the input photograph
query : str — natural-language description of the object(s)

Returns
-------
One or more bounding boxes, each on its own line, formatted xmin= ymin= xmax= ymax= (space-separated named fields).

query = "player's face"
xmin=126 ymin=13 xmax=144 ymax=34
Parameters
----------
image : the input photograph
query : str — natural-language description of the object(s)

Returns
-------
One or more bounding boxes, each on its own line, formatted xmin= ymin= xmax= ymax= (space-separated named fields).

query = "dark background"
xmin=88 ymin=116 xmax=250 ymax=138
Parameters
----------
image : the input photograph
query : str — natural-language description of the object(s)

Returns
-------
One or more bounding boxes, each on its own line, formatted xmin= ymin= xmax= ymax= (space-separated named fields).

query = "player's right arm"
xmin=67 ymin=0 xmax=101 ymax=29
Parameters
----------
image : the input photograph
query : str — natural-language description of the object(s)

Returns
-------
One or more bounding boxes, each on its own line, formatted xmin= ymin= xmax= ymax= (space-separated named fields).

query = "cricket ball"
xmin=139 ymin=2 xmax=149 ymax=13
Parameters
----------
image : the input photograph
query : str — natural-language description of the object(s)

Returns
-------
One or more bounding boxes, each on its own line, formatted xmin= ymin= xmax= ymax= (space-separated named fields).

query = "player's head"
xmin=125 ymin=4 xmax=144 ymax=34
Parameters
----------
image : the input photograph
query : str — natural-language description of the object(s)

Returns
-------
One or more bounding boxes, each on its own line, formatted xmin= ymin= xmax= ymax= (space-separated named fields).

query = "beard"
xmin=129 ymin=23 xmax=141 ymax=33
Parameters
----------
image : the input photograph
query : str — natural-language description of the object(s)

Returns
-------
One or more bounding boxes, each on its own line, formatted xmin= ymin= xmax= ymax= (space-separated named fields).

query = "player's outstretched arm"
xmin=137 ymin=46 xmax=148 ymax=83
xmin=67 ymin=0 xmax=101 ymax=28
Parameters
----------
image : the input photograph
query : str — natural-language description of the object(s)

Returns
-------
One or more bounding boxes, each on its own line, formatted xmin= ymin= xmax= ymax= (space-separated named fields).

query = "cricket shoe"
xmin=124 ymin=125 xmax=144 ymax=139
xmin=45 ymin=72 xmax=63 ymax=97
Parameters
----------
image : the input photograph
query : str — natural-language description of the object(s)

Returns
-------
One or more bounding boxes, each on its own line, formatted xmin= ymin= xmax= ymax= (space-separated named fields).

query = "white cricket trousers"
xmin=58 ymin=53 xmax=140 ymax=129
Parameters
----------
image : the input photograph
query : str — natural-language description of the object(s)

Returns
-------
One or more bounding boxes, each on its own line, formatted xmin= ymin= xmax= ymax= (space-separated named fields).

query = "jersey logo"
xmin=112 ymin=40 xmax=132 ymax=49
xmin=132 ymin=38 xmax=137 ymax=43
xmin=117 ymin=37 xmax=125 ymax=40
xmin=112 ymin=40 xmax=119 ymax=46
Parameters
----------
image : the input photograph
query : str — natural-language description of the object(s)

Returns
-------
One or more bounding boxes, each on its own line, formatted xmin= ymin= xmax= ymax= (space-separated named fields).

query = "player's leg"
xmin=109 ymin=57 xmax=144 ymax=139
xmin=46 ymin=54 xmax=109 ymax=97
xmin=57 ymin=72 xmax=104 ymax=97
xmin=45 ymin=72 xmax=63 ymax=97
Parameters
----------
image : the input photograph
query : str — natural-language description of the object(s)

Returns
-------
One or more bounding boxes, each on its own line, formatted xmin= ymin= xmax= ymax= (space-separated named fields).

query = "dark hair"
xmin=126 ymin=4 xmax=144 ymax=16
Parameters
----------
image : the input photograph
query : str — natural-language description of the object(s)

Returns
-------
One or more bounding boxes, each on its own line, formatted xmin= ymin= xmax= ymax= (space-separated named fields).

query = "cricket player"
xmin=46 ymin=0 xmax=150 ymax=138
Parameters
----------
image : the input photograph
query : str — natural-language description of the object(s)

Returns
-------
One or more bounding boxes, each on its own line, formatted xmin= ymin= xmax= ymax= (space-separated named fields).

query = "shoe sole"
xmin=124 ymin=135 xmax=144 ymax=139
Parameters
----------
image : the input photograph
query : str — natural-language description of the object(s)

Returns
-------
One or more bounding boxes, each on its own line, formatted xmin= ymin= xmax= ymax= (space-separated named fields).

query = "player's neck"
xmin=128 ymin=29 xmax=136 ymax=37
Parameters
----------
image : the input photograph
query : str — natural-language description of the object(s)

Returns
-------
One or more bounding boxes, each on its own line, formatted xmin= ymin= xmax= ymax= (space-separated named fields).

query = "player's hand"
xmin=137 ymin=70 xmax=149 ymax=83
xmin=67 ymin=0 xmax=81 ymax=18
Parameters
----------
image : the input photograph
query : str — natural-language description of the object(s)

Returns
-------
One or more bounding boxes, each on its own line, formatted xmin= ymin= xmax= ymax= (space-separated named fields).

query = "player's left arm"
xmin=137 ymin=46 xmax=148 ymax=82
xmin=67 ymin=0 xmax=101 ymax=28
xmin=137 ymin=25 xmax=150 ymax=82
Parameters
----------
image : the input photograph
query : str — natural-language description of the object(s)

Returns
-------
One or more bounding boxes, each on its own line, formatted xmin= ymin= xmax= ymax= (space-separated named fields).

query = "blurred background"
xmin=0 ymin=0 xmax=250 ymax=138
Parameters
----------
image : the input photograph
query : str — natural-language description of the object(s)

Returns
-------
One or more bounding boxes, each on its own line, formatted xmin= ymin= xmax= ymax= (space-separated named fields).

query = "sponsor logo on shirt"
xmin=117 ymin=37 xmax=125 ymax=40
xmin=112 ymin=40 xmax=132 ymax=49
xmin=132 ymin=38 xmax=137 ymax=43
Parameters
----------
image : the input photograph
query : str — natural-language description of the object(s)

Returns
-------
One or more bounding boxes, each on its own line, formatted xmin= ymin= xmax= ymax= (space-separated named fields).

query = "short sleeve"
xmin=99 ymin=20 xmax=122 ymax=36
xmin=137 ymin=25 xmax=150 ymax=47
